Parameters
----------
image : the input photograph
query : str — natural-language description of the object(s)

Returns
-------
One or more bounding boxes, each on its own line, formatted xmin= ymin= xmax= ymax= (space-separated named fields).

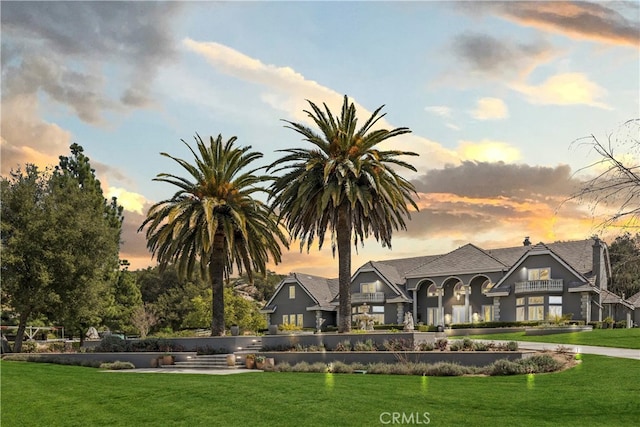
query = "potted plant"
xmin=245 ymin=354 xmax=256 ymax=369
xmin=230 ymin=325 xmax=240 ymax=336
xmin=161 ymin=352 xmax=174 ymax=366
xmin=255 ymin=355 xmax=266 ymax=369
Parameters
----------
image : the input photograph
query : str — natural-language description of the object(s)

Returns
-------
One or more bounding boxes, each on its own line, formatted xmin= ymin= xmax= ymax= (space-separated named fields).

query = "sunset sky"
xmin=2 ymin=1 xmax=638 ymax=276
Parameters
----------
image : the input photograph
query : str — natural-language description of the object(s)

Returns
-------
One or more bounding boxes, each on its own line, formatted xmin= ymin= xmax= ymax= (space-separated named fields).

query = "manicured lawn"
xmin=2 ymin=355 xmax=639 ymax=426
xmin=465 ymin=327 xmax=640 ymax=349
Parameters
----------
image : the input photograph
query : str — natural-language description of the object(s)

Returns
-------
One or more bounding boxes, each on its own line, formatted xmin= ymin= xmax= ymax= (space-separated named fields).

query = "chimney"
xmin=523 ymin=236 xmax=531 ymax=246
xmin=592 ymin=236 xmax=602 ymax=289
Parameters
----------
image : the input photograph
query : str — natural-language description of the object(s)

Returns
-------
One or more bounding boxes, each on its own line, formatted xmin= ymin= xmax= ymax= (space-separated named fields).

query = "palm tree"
xmin=269 ymin=95 xmax=419 ymax=332
xmin=139 ymin=134 xmax=288 ymax=336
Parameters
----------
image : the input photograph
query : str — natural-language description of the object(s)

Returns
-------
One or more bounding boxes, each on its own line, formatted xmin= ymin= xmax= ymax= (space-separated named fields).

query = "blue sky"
xmin=2 ymin=1 xmax=639 ymax=274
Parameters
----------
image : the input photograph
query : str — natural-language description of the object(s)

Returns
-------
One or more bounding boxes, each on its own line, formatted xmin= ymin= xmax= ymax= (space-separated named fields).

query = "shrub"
xmin=334 ymin=340 xmax=352 ymax=352
xmin=486 ymin=359 xmax=524 ymax=376
xmin=417 ymin=342 xmax=435 ymax=351
xmin=506 ymin=341 xmax=519 ymax=351
xmin=519 ymin=354 xmax=564 ymax=373
xmin=45 ymin=341 xmax=67 ymax=353
xmin=424 ymin=362 xmax=475 ymax=377
xmin=353 ymin=339 xmax=377 ymax=351
xmin=20 ymin=341 xmax=38 ymax=353
xmin=278 ymin=323 xmax=302 ymax=332
xmin=436 ymin=338 xmax=448 ymax=351
xmin=418 ymin=325 xmax=438 ymax=332
xmin=329 ymin=361 xmax=354 ymax=373
xmin=2 ymin=354 xmax=102 ymax=368
xmin=95 ymin=336 xmax=126 ymax=352
xmin=473 ymin=341 xmax=490 ymax=351
xmin=99 ymin=361 xmax=136 ymax=370
xmin=448 ymin=341 xmax=462 ymax=351
xmin=462 ymin=338 xmax=475 ymax=351
xmin=383 ymin=338 xmax=413 ymax=352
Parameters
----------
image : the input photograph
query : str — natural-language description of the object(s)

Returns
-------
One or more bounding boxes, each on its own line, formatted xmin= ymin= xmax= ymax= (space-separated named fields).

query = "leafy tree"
xmin=230 ymin=270 xmax=286 ymax=302
xmin=139 ymin=134 xmax=288 ymax=335
xmin=135 ymin=265 xmax=182 ymax=304
xmin=609 ymin=232 xmax=640 ymax=298
xmin=103 ymin=267 xmax=143 ymax=334
xmin=181 ymin=288 xmax=266 ymax=333
xmin=570 ymin=119 xmax=639 ymax=228
xmin=45 ymin=144 xmax=123 ymax=342
xmin=1 ymin=144 xmax=123 ymax=350
xmin=269 ymin=96 xmax=419 ymax=332
xmin=1 ymin=165 xmax=57 ymax=352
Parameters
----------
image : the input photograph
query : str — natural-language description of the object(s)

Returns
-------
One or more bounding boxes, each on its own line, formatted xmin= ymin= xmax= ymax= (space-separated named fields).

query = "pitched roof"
xmin=627 ymin=292 xmax=640 ymax=308
xmin=405 ymin=244 xmax=507 ymax=277
xmin=293 ymin=272 xmax=339 ymax=305
xmin=601 ymin=289 xmax=634 ymax=310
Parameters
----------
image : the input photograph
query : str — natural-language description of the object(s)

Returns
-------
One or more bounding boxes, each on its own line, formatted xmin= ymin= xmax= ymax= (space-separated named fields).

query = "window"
xmin=361 ymin=282 xmax=377 ymax=293
xmin=516 ymin=298 xmax=525 ymax=321
xmin=528 ymin=267 xmax=550 ymax=281
xmin=549 ymin=296 xmax=562 ymax=305
xmin=296 ymin=314 xmax=304 ymax=326
xmin=371 ymin=306 xmax=384 ymax=313
xmin=549 ymin=296 xmax=562 ymax=320
xmin=528 ymin=305 xmax=544 ymax=321
xmin=483 ymin=305 xmax=494 ymax=322
xmin=528 ymin=296 xmax=544 ymax=304
xmin=289 ymin=285 xmax=295 ymax=299
xmin=427 ymin=307 xmax=439 ymax=325
xmin=481 ymin=281 xmax=493 ymax=294
xmin=282 ymin=315 xmax=289 ymax=324
xmin=426 ymin=284 xmax=439 ymax=297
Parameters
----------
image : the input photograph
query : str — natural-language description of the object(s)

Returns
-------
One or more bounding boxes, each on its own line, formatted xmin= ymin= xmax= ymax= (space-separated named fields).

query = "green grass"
xmin=464 ymin=327 xmax=640 ymax=349
xmin=2 ymin=356 xmax=639 ymax=426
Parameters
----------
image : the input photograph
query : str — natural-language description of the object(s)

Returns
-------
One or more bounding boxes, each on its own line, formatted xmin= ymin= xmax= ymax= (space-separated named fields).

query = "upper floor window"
xmin=528 ymin=267 xmax=550 ymax=281
xmin=289 ymin=285 xmax=295 ymax=299
xmin=361 ymin=282 xmax=377 ymax=293
xmin=481 ymin=280 xmax=493 ymax=294
xmin=427 ymin=284 xmax=439 ymax=297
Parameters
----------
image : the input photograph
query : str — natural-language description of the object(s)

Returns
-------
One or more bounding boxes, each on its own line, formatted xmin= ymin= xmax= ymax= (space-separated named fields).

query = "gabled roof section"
xmin=263 ymin=272 xmax=338 ymax=309
xmin=601 ymin=289 xmax=634 ymax=310
xmin=406 ymin=244 xmax=508 ymax=278
xmin=493 ymin=242 xmax=589 ymax=289
xmin=627 ymin=291 xmax=640 ymax=308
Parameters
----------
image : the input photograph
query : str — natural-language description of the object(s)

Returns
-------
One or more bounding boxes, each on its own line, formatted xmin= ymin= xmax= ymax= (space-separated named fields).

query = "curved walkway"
xmin=483 ymin=340 xmax=640 ymax=360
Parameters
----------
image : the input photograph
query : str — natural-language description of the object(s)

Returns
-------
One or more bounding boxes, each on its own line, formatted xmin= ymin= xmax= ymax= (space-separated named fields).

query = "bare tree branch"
xmin=568 ymin=119 xmax=639 ymax=229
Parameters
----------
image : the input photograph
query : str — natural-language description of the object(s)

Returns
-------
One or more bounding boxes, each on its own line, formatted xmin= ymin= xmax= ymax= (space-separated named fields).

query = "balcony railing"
xmin=352 ymin=292 xmax=385 ymax=303
xmin=515 ymin=279 xmax=563 ymax=294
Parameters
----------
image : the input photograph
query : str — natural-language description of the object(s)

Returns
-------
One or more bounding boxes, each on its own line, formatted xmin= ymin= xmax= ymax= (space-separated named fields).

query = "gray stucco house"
xmin=263 ymin=237 xmax=637 ymax=330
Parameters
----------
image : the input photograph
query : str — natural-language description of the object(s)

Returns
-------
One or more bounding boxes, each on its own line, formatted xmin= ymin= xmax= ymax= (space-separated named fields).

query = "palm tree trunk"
xmin=210 ymin=232 xmax=226 ymax=336
xmin=337 ymin=206 xmax=352 ymax=333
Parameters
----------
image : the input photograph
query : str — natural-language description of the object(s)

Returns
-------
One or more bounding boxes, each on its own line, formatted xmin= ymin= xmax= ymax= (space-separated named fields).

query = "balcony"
xmin=515 ymin=279 xmax=563 ymax=294
xmin=352 ymin=292 xmax=385 ymax=303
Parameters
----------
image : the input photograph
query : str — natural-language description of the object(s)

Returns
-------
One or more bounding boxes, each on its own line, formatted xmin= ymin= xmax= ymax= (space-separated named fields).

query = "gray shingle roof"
xmin=293 ymin=272 xmax=339 ymax=305
xmin=627 ymin=292 xmax=640 ymax=308
xmin=406 ymin=244 xmax=508 ymax=277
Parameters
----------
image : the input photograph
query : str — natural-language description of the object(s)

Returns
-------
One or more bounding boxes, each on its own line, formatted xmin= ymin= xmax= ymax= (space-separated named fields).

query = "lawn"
xmin=2 ymin=355 xmax=639 ymax=426
xmin=464 ymin=327 xmax=640 ymax=349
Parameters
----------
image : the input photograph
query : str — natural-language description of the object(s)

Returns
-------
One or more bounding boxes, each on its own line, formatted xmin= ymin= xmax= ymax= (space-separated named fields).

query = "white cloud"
xmin=425 ymin=105 xmax=452 ymax=118
xmin=471 ymin=97 xmax=509 ymax=120
xmin=105 ymin=187 xmax=149 ymax=215
xmin=510 ymin=72 xmax=611 ymax=109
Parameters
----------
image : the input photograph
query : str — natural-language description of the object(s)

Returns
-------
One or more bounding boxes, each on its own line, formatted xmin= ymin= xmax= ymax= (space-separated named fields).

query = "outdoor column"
xmin=627 ymin=311 xmax=632 ymax=328
xmin=397 ymin=303 xmax=404 ymax=324
xmin=437 ymin=289 xmax=443 ymax=326
xmin=315 ymin=311 xmax=322 ymax=332
xmin=464 ymin=285 xmax=470 ymax=323
xmin=412 ymin=289 xmax=418 ymax=325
